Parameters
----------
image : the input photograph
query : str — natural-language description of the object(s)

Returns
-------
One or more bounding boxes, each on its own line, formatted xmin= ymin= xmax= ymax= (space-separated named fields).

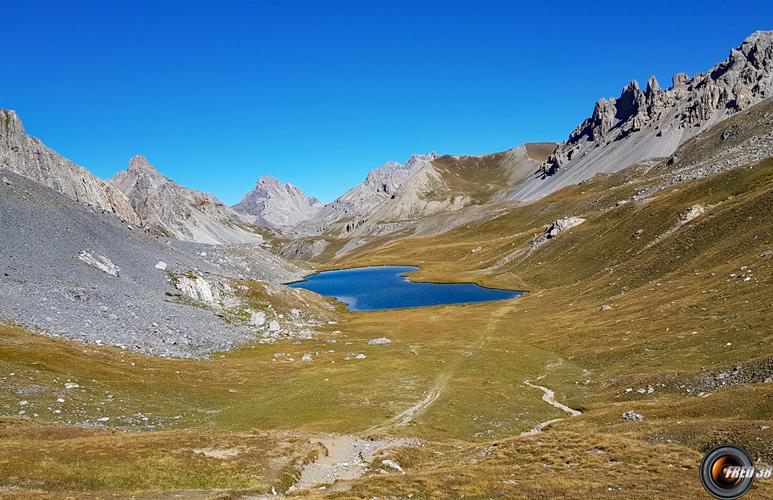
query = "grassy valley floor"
xmin=1 ymin=159 xmax=772 ymax=498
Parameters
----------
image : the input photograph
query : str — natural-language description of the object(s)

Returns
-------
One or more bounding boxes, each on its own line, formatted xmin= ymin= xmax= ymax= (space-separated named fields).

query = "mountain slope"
xmin=507 ymin=30 xmax=773 ymax=202
xmin=0 ymin=109 xmax=139 ymax=224
xmin=0 ymin=168 xmax=323 ymax=357
xmin=113 ymin=155 xmax=263 ymax=245
xmin=232 ymin=175 xmax=323 ymax=227
xmin=277 ymin=144 xmax=554 ymax=259
xmin=367 ymin=143 xmax=555 ymax=223
xmin=318 ymin=153 xmax=439 ymax=223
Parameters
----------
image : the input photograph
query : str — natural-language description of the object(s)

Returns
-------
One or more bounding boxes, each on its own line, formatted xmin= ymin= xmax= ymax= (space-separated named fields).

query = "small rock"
xmin=2 ymin=176 xmax=11 ymax=186
xmin=623 ymin=411 xmax=645 ymax=421
xmin=251 ymin=311 xmax=267 ymax=327
xmin=599 ymin=304 xmax=613 ymax=312
xmin=64 ymin=382 xmax=79 ymax=390
xmin=19 ymin=400 xmax=28 ymax=406
xmin=302 ymin=354 xmax=312 ymax=362
xmin=96 ymin=417 xmax=110 ymax=422
xmin=154 ymin=261 xmax=167 ymax=271
xmin=269 ymin=320 xmax=281 ymax=332
xmin=368 ymin=337 xmax=392 ymax=345
xmin=382 ymin=459 xmax=404 ymax=473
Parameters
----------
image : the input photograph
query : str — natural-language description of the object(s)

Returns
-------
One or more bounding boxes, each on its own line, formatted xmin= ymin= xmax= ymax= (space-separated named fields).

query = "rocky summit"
xmin=0 ymin=109 xmax=139 ymax=224
xmin=113 ymin=155 xmax=263 ymax=244
xmin=507 ymin=30 xmax=773 ymax=202
xmin=317 ymin=153 xmax=439 ymax=224
xmin=232 ymin=174 xmax=323 ymax=227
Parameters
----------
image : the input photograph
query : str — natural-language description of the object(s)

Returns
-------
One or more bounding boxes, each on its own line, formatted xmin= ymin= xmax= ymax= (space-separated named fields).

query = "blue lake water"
xmin=288 ymin=265 xmax=523 ymax=311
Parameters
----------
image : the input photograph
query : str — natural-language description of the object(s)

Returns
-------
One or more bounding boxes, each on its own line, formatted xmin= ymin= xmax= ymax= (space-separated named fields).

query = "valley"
xmin=0 ymin=29 xmax=771 ymax=498
xmin=2 ymin=149 xmax=771 ymax=497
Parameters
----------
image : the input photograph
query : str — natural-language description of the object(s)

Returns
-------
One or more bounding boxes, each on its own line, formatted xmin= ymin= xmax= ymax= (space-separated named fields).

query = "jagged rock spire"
xmin=541 ymin=31 xmax=773 ymax=177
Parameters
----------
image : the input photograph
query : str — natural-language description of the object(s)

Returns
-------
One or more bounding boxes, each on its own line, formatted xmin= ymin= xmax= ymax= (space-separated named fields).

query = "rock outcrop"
xmin=113 ymin=155 xmax=262 ymax=245
xmin=232 ymin=175 xmax=323 ymax=227
xmin=77 ymin=250 xmax=120 ymax=277
xmin=508 ymin=30 xmax=773 ymax=202
xmin=529 ymin=217 xmax=586 ymax=251
xmin=0 ymin=109 xmax=139 ymax=224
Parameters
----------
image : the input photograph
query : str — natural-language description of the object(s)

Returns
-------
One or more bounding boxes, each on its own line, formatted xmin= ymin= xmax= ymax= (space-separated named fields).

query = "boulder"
xmin=174 ymin=273 xmax=217 ymax=304
xmin=623 ymin=411 xmax=645 ymax=421
xmin=250 ymin=311 xmax=267 ymax=327
xmin=78 ymin=250 xmax=120 ymax=277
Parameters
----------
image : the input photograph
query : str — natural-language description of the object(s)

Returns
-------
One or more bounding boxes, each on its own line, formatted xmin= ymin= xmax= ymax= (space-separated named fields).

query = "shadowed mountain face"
xmin=232 ymin=175 xmax=323 ymax=228
xmin=113 ymin=155 xmax=263 ymax=245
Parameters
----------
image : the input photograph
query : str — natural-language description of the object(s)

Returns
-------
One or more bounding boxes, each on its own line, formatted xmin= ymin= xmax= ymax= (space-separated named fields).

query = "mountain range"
xmin=2 ymin=29 xmax=773 ymax=498
xmin=4 ymin=30 xmax=770 ymax=253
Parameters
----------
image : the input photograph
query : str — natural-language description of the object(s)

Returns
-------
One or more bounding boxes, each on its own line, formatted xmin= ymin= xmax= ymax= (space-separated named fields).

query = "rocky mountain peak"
xmin=672 ymin=72 xmax=689 ymax=88
xmin=361 ymin=152 xmax=437 ymax=195
xmin=300 ymin=152 xmax=440 ymax=232
xmin=233 ymin=174 xmax=322 ymax=228
xmin=541 ymin=31 xmax=773 ymax=177
xmin=112 ymin=156 xmax=261 ymax=244
xmin=256 ymin=174 xmax=282 ymax=188
xmin=0 ymin=109 xmax=140 ymax=224
xmin=404 ymin=152 xmax=439 ymax=169
xmin=127 ymin=155 xmax=161 ymax=176
xmin=646 ymin=75 xmax=661 ymax=95
xmin=0 ymin=109 xmax=24 ymax=137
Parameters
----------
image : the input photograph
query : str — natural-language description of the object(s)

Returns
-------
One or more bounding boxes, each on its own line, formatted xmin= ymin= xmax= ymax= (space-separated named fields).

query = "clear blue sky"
xmin=3 ymin=1 xmax=771 ymax=204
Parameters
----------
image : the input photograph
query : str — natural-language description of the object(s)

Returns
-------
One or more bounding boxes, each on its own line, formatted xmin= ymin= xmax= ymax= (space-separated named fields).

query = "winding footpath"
xmin=288 ymin=301 xmax=576 ymax=493
xmin=520 ymin=375 xmax=581 ymax=437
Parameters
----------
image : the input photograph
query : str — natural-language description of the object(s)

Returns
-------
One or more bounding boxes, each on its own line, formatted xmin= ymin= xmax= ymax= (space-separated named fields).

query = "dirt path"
xmin=288 ymin=300 xmax=520 ymax=492
xmin=365 ymin=299 xmax=518 ymax=435
xmin=521 ymin=375 xmax=581 ymax=436
xmin=287 ymin=434 xmax=417 ymax=493
xmin=363 ymin=370 xmax=452 ymax=435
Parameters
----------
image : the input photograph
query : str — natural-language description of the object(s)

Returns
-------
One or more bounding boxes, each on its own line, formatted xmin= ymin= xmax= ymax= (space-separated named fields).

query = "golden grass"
xmin=0 ymin=155 xmax=771 ymax=496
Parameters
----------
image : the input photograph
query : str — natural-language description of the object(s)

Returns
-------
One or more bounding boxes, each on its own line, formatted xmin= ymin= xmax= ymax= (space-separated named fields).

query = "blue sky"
xmin=3 ymin=1 xmax=771 ymax=204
